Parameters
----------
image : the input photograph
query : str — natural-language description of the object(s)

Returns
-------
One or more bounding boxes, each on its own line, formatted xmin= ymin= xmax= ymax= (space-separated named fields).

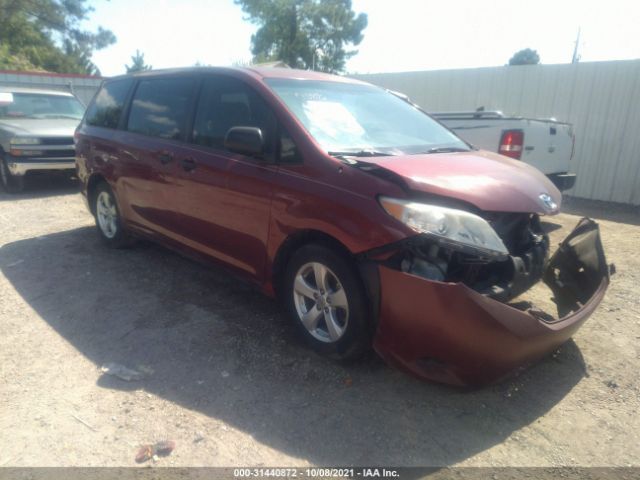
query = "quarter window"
xmin=127 ymin=77 xmax=196 ymax=140
xmin=85 ymin=79 xmax=133 ymax=129
xmin=279 ymin=129 xmax=302 ymax=163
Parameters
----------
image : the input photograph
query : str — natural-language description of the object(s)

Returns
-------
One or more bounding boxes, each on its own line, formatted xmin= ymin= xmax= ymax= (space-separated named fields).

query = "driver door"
xmin=170 ymin=74 xmax=280 ymax=280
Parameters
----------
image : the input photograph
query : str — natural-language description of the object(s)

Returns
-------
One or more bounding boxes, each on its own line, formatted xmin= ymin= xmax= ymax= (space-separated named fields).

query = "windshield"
xmin=265 ymin=79 xmax=469 ymax=156
xmin=0 ymin=93 xmax=85 ymax=120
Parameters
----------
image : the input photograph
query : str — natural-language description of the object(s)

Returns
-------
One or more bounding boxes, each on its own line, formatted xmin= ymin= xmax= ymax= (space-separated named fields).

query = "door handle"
xmin=158 ymin=152 xmax=173 ymax=165
xmin=181 ymin=158 xmax=197 ymax=172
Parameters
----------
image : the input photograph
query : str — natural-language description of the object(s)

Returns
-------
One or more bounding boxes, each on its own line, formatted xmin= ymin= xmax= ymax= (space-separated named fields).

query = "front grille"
xmin=39 ymin=149 xmax=75 ymax=158
xmin=38 ymin=136 xmax=73 ymax=146
xmin=18 ymin=149 xmax=76 ymax=159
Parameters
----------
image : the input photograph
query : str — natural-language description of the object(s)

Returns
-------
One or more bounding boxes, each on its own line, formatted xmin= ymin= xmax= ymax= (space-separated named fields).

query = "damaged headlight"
xmin=379 ymin=197 xmax=509 ymax=256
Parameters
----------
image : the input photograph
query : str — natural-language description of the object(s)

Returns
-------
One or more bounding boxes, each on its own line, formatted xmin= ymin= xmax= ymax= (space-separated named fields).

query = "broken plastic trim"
xmin=371 ymin=217 xmax=611 ymax=386
xmin=358 ymin=220 xmax=545 ymax=303
xmin=542 ymin=217 xmax=611 ymax=319
xmin=360 ymin=217 xmax=610 ymax=319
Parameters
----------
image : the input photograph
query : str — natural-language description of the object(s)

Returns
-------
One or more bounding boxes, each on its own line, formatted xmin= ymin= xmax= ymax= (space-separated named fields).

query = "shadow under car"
xmin=0 ymin=226 xmax=589 ymax=466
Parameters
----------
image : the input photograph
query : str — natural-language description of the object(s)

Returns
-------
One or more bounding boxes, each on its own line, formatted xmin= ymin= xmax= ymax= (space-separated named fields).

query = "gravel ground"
xmin=0 ymin=175 xmax=639 ymax=468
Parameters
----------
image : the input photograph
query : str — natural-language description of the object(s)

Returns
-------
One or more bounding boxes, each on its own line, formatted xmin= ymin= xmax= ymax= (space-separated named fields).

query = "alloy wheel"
xmin=293 ymin=261 xmax=349 ymax=343
xmin=96 ymin=191 xmax=118 ymax=239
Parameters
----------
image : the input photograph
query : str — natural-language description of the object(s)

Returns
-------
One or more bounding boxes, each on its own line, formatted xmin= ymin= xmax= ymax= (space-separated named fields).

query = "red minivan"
xmin=75 ymin=67 xmax=610 ymax=386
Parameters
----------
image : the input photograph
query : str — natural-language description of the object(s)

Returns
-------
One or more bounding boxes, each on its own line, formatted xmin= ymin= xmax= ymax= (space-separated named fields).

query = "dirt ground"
xmin=0 ymin=175 xmax=639 ymax=468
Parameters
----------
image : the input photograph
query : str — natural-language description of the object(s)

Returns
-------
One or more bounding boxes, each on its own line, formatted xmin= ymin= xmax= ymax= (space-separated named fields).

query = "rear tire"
xmin=93 ymin=182 xmax=133 ymax=248
xmin=1 ymin=157 xmax=25 ymax=193
xmin=284 ymin=244 xmax=372 ymax=361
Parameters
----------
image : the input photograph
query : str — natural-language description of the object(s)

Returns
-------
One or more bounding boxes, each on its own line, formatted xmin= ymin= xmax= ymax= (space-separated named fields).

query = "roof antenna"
xmin=571 ymin=27 xmax=581 ymax=64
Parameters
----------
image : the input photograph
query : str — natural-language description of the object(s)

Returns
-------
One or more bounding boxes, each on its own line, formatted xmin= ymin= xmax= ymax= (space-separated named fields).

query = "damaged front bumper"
xmin=371 ymin=218 xmax=611 ymax=386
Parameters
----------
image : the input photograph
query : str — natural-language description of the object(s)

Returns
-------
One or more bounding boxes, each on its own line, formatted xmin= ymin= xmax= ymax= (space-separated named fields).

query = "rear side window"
xmin=85 ymin=79 xmax=133 ymax=129
xmin=192 ymin=76 xmax=278 ymax=159
xmin=127 ymin=77 xmax=196 ymax=140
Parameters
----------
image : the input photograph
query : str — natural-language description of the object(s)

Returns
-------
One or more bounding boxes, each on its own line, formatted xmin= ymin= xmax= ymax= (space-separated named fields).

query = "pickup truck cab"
xmin=0 ymin=87 xmax=84 ymax=192
xmin=431 ymin=110 xmax=577 ymax=191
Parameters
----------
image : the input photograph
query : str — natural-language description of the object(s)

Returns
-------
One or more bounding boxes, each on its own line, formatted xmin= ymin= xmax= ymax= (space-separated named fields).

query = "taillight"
xmin=498 ymin=130 xmax=524 ymax=160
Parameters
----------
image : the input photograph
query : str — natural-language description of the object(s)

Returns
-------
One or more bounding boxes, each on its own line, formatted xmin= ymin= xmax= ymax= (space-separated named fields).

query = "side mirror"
xmin=224 ymin=126 xmax=264 ymax=157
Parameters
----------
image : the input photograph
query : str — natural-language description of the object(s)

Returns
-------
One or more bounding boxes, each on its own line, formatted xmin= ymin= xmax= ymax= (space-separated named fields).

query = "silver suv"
xmin=0 ymin=87 xmax=85 ymax=192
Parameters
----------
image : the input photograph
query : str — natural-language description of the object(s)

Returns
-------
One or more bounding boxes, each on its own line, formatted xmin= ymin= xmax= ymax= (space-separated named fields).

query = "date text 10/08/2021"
xmin=233 ymin=468 xmax=400 ymax=478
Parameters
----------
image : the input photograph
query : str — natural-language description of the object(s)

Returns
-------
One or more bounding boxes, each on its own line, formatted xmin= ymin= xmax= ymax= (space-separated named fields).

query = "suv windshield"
xmin=0 ymin=93 xmax=85 ymax=120
xmin=265 ymin=79 xmax=469 ymax=156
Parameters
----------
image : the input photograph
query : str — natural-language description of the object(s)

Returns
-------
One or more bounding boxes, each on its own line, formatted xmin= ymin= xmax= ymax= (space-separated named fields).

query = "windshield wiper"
xmin=328 ymin=150 xmax=394 ymax=158
xmin=421 ymin=147 xmax=471 ymax=154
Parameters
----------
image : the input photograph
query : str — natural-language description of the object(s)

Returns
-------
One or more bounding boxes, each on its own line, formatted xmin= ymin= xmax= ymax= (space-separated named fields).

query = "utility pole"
xmin=571 ymin=27 xmax=581 ymax=63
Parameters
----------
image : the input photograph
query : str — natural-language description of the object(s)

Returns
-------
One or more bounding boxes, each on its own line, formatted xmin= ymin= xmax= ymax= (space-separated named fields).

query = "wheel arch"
xmin=271 ymin=230 xmax=353 ymax=298
xmin=86 ymin=173 xmax=108 ymax=215
xmin=271 ymin=229 xmax=381 ymax=325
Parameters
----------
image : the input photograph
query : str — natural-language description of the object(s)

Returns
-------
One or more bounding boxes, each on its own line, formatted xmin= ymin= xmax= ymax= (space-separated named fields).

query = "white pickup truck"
xmin=431 ymin=110 xmax=577 ymax=191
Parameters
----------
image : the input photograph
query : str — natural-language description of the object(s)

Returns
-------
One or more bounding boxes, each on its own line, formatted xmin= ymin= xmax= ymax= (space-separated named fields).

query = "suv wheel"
xmin=284 ymin=244 xmax=372 ymax=360
xmin=1 ymin=157 xmax=25 ymax=193
xmin=93 ymin=182 xmax=132 ymax=248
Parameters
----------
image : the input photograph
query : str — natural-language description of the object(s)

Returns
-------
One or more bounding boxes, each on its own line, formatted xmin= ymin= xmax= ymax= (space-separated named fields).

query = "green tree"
xmin=235 ymin=0 xmax=367 ymax=73
xmin=508 ymin=48 xmax=541 ymax=66
xmin=0 ymin=0 xmax=115 ymax=75
xmin=0 ymin=44 xmax=39 ymax=71
xmin=125 ymin=50 xmax=152 ymax=73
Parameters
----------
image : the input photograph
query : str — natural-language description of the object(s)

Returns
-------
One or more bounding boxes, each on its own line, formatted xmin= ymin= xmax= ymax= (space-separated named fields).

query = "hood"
xmin=0 ymin=118 xmax=80 ymax=137
xmin=359 ymin=150 xmax=562 ymax=214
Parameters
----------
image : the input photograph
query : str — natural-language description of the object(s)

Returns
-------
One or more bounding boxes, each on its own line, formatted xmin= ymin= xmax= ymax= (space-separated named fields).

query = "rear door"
xmin=116 ymin=75 xmax=198 ymax=237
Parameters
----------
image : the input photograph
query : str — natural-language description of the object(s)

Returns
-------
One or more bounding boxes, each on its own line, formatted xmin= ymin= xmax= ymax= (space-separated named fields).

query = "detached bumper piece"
xmin=373 ymin=218 xmax=610 ymax=386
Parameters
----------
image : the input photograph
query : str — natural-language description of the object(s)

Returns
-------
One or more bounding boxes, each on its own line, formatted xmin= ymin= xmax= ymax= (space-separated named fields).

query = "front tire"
xmin=93 ymin=182 xmax=132 ymax=248
xmin=284 ymin=244 xmax=372 ymax=360
xmin=1 ymin=157 xmax=25 ymax=193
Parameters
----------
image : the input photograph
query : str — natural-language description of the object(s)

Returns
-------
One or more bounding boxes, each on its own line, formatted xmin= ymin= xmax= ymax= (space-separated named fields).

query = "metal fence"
xmin=3 ymin=64 xmax=639 ymax=204
xmin=353 ymin=59 xmax=640 ymax=205
xmin=0 ymin=70 xmax=102 ymax=106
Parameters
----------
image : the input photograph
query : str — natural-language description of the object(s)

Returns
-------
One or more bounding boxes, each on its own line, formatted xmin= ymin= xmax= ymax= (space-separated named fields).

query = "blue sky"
xmin=86 ymin=0 xmax=640 ymax=76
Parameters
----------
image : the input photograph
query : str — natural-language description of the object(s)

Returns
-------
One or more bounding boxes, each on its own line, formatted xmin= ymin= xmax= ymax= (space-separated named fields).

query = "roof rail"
xmin=431 ymin=110 xmax=506 ymax=119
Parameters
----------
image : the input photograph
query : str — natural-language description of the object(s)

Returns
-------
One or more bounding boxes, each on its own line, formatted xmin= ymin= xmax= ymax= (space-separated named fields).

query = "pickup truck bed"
xmin=432 ymin=111 xmax=577 ymax=192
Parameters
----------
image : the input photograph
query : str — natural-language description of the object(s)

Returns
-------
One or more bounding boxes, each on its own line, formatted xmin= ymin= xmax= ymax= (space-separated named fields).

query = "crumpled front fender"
xmin=372 ymin=218 xmax=610 ymax=386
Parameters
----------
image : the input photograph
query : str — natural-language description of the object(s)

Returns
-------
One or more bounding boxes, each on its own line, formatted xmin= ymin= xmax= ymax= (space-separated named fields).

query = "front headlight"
xmin=10 ymin=137 xmax=41 ymax=145
xmin=379 ymin=196 xmax=509 ymax=256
